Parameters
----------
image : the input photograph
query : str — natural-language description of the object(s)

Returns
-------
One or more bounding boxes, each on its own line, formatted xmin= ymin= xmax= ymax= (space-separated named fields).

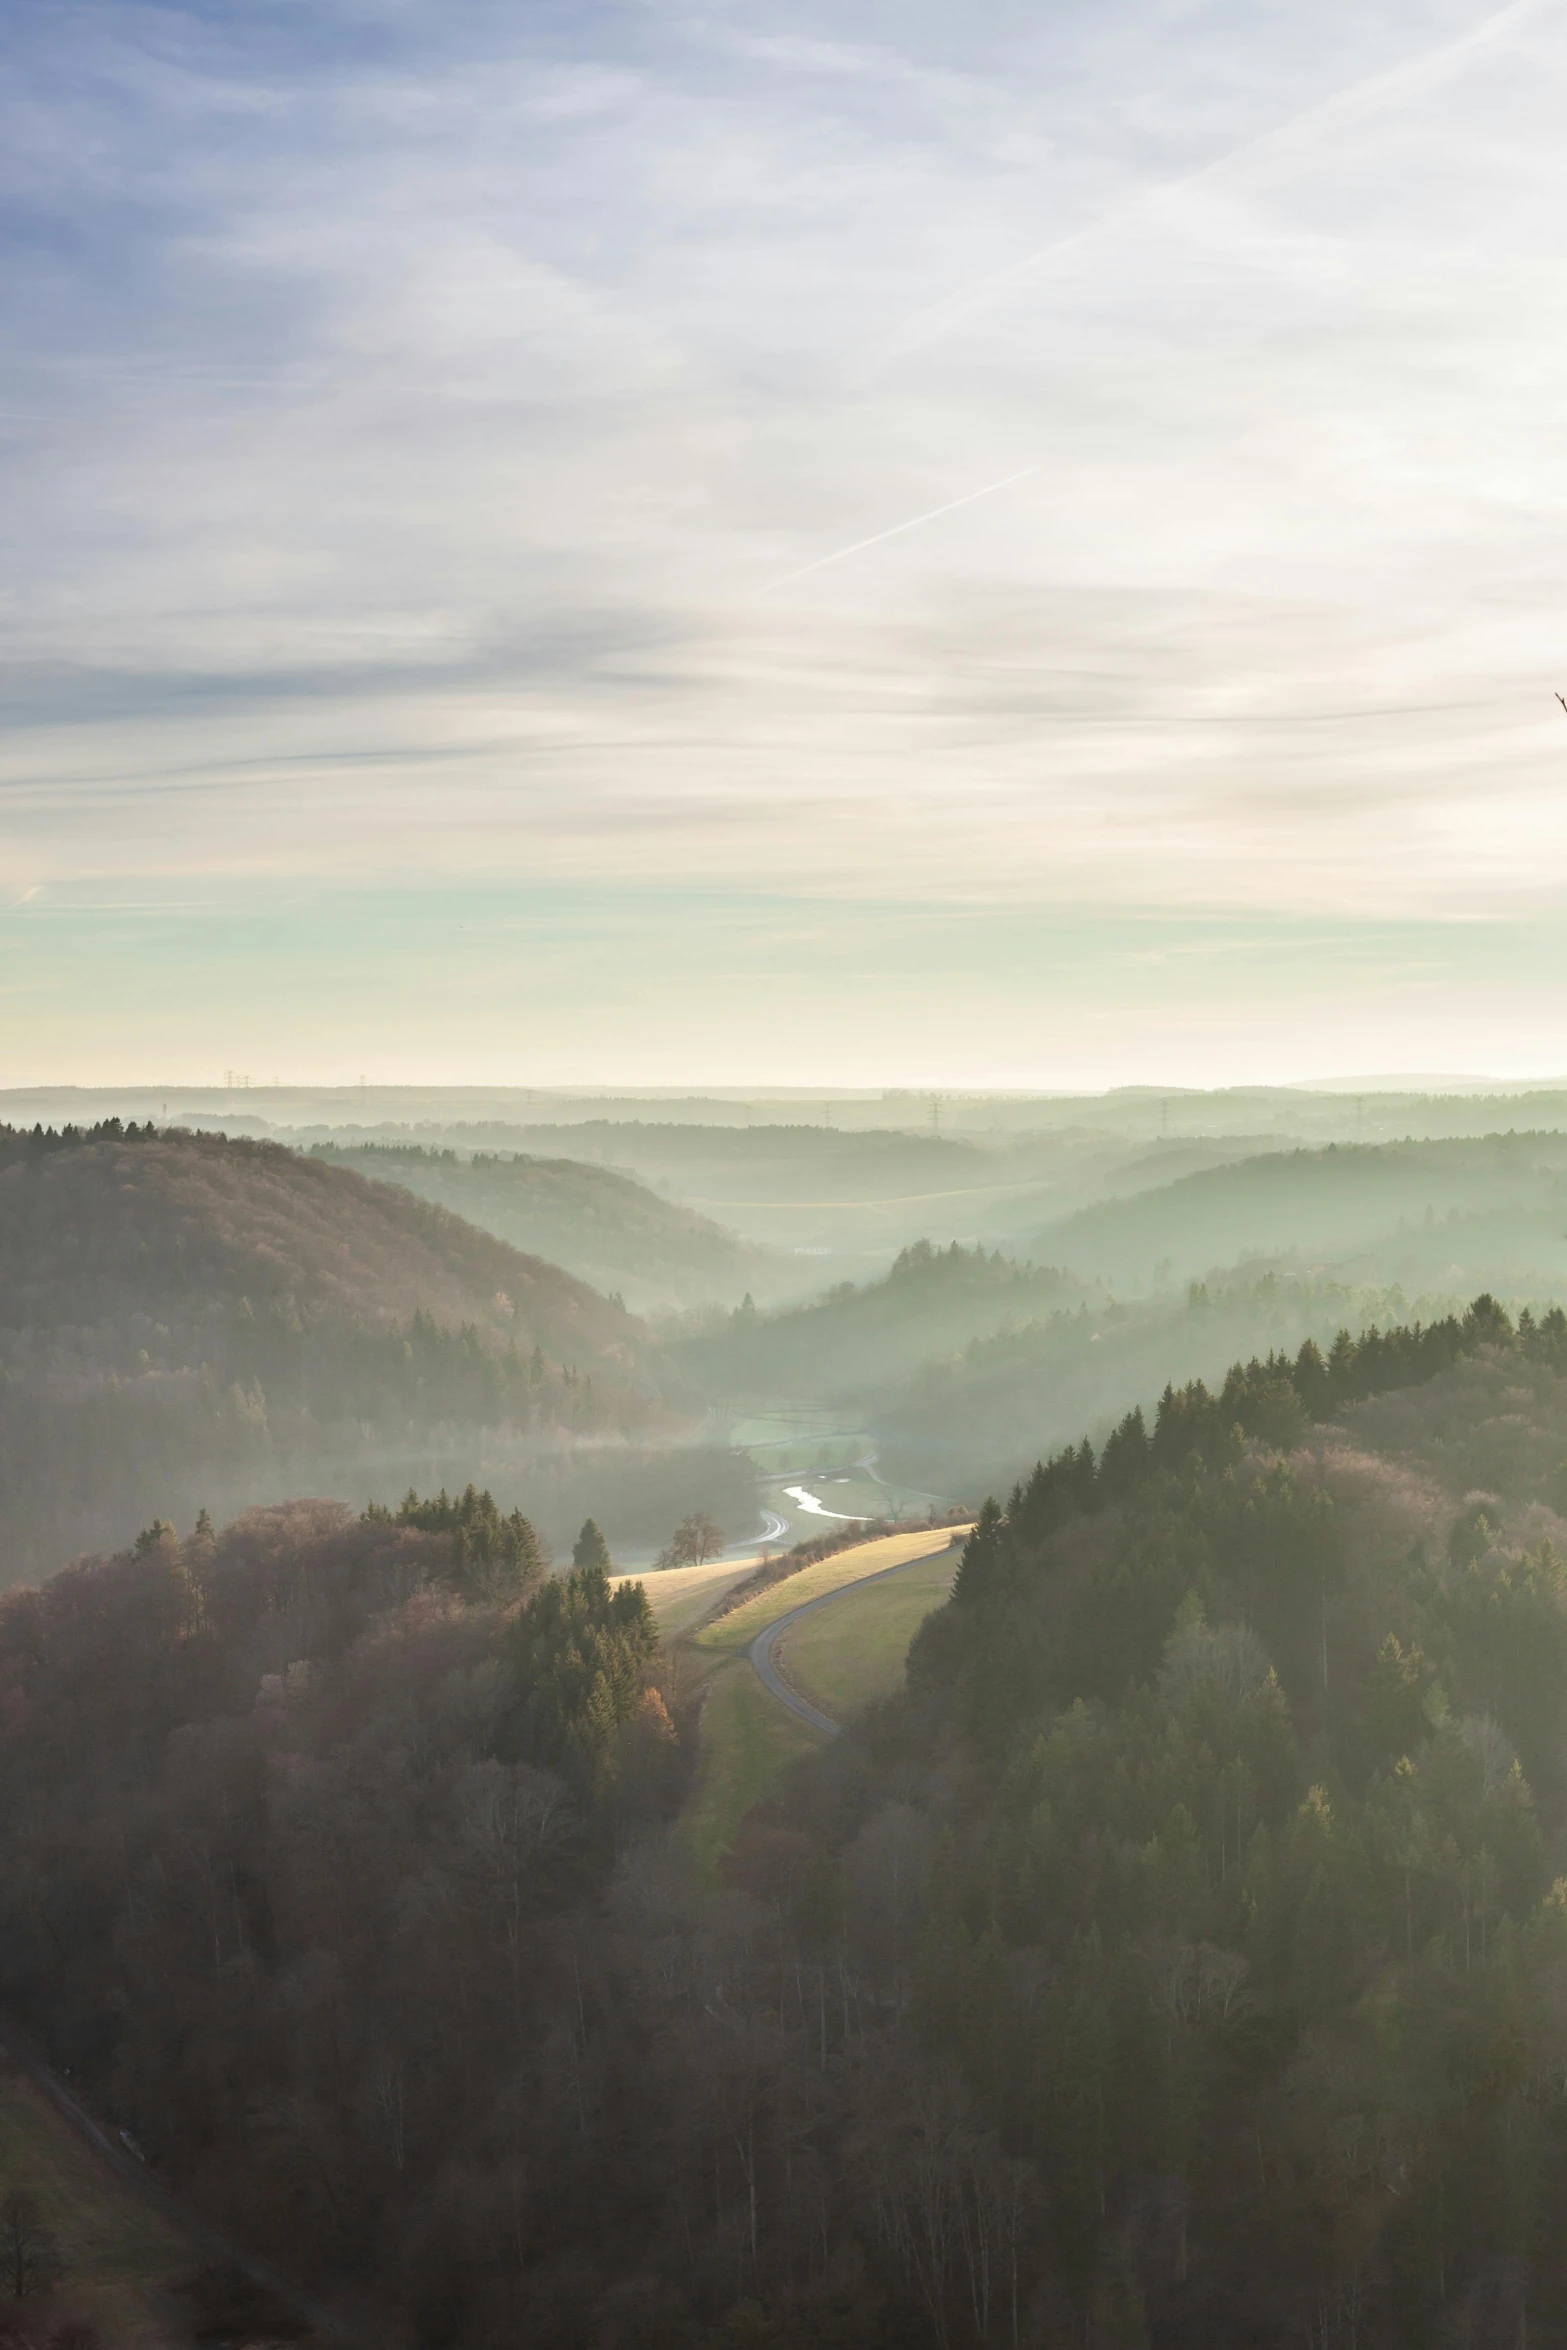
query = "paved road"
xmin=747 ymin=1542 xmax=959 ymax=1737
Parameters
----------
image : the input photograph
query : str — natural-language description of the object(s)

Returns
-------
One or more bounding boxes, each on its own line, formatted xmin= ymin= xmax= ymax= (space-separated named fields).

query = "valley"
xmin=13 ymin=1091 xmax=1567 ymax=2343
xmin=18 ymin=4 xmax=1565 ymax=2335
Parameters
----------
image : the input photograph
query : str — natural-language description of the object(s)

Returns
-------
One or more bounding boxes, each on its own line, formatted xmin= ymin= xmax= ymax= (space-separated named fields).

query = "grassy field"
xmin=679 ymin=1525 xmax=969 ymax=1878
xmin=614 ymin=1555 xmax=762 ymax=1637
xmin=682 ymin=1664 xmax=826 ymax=1878
xmin=0 ymin=2048 xmax=190 ymax=2345
xmin=774 ymin=1546 xmax=960 ymax=1719
xmin=693 ymin=1525 xmax=966 ymax=1659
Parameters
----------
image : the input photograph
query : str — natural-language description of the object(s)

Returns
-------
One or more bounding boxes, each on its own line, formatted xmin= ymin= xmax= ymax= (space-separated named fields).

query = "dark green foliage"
xmin=976 ymin=1293 xmax=1519 ymax=1566
xmin=0 ymin=1502 xmax=685 ymax=2342
xmin=572 ymin=1516 xmax=612 ymax=1570
xmin=885 ymin=1295 xmax=1567 ymax=2339
xmin=510 ymin=1564 xmax=659 ymax=1781
xmin=16 ymin=1292 xmax=1567 ymax=2347
xmin=386 ymin=1483 xmax=547 ymax=1604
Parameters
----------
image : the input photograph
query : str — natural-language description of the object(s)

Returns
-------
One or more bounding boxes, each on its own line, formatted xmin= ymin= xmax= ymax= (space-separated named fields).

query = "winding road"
xmin=747 ymin=1542 xmax=960 ymax=1737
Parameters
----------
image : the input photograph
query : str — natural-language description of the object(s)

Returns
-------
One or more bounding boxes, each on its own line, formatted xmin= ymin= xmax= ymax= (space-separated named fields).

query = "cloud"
xmin=5 ymin=0 xmax=1567 ymax=1073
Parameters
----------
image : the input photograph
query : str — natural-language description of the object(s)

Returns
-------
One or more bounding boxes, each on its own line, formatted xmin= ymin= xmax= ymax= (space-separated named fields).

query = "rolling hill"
xmin=1026 ymin=1131 xmax=1567 ymax=1293
xmin=677 ymin=1238 xmax=1088 ymax=1407
xmin=0 ymin=1125 xmax=752 ymax=1579
xmin=307 ymin=1141 xmax=794 ymax=1314
xmin=875 ymin=1268 xmax=1424 ymax=1504
xmin=409 ymin=1120 xmax=1038 ymax=1260
xmin=1 ymin=1124 xmax=654 ymax=1371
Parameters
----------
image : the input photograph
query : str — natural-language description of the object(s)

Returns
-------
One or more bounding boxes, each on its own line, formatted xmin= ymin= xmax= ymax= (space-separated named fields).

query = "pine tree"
xmin=573 ymin=1517 xmax=611 ymax=1570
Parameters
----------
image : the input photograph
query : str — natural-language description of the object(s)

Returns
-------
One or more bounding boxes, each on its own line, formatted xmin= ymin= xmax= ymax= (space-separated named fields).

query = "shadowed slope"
xmin=0 ymin=1127 xmax=687 ymax=1577
xmin=0 ymin=1127 xmax=653 ymax=1373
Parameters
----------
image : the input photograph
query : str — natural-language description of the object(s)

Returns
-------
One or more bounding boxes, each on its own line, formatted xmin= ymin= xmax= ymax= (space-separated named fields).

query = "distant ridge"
xmin=1291 ymin=1072 xmax=1567 ymax=1094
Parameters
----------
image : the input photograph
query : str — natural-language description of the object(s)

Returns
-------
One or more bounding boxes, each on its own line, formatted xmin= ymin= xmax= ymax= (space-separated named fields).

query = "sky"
xmin=5 ymin=0 xmax=1567 ymax=1087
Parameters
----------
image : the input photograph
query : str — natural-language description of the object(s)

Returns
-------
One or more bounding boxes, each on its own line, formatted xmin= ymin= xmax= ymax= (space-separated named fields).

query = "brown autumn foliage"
xmin=0 ymin=1127 xmax=700 ymax=1579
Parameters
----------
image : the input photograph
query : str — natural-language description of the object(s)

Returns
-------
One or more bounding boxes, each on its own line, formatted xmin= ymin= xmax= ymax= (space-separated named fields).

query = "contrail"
xmin=760 ymin=464 xmax=1039 ymax=593
xmin=857 ymin=0 xmax=1543 ymax=380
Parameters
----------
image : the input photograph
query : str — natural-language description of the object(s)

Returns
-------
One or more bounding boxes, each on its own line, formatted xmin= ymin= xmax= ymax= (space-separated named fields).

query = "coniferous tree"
xmin=572 ymin=1516 xmax=612 ymax=1570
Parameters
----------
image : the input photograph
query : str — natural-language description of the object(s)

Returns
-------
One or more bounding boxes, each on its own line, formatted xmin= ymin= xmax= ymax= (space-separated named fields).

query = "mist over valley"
xmin=11 ymin=0 xmax=1567 ymax=2333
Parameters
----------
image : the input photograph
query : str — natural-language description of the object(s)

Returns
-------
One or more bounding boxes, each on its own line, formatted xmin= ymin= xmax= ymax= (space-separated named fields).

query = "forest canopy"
xmin=11 ymin=1296 xmax=1567 ymax=2342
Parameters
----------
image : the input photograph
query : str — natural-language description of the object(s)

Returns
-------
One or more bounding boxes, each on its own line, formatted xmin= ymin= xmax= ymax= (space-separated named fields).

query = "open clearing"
xmin=694 ymin=1524 xmax=964 ymax=1659
xmin=614 ymin=1554 xmax=761 ymax=1636
xmin=773 ymin=1545 xmax=961 ymax=1718
xmin=0 ymin=2047 xmax=188 ymax=2345
xmin=680 ymin=1525 xmax=969 ymax=1877
xmin=681 ymin=1669 xmax=824 ymax=1877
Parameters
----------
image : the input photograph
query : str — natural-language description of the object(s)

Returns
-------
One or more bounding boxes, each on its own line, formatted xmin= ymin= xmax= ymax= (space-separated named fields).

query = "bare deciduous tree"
xmin=0 ymin=2185 xmax=61 ymax=2299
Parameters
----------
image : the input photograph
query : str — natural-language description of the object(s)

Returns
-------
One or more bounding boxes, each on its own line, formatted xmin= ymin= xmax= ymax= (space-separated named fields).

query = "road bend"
xmin=747 ymin=1540 xmax=961 ymax=1737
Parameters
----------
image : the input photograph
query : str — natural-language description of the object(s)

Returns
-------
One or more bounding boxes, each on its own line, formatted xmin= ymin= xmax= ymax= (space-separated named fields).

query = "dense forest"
xmin=11 ymin=1296 xmax=1567 ymax=2341
xmin=0 ymin=1125 xmax=753 ymax=1576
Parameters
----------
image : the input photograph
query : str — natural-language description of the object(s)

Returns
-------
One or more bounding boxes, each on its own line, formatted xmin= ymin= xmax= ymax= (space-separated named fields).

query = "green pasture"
xmin=622 ymin=1556 xmax=760 ymax=1637
xmin=774 ymin=1547 xmax=961 ymax=1719
xmin=678 ymin=1528 xmax=961 ymax=1872
xmin=682 ymin=1664 xmax=825 ymax=1878
xmin=693 ymin=1526 xmax=963 ymax=1659
xmin=725 ymin=1409 xmax=871 ymax=1477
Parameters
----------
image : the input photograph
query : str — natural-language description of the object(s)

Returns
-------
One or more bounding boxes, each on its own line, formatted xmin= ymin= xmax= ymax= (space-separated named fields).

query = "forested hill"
xmin=877 ymin=1269 xmax=1468 ymax=1512
xmin=0 ymin=1123 xmax=653 ymax=1366
xmin=678 ymin=1238 xmax=1085 ymax=1404
xmin=792 ymin=1293 xmax=1567 ymax=2342
xmin=18 ymin=1297 xmax=1567 ymax=2344
xmin=0 ymin=1124 xmax=699 ymax=1578
xmin=308 ymin=1140 xmax=792 ymax=1314
xmin=1028 ymin=1129 xmax=1567 ymax=1293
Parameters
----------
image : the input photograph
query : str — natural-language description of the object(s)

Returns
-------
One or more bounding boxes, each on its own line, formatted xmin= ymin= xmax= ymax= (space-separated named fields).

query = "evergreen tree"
xmin=572 ymin=1516 xmax=612 ymax=1570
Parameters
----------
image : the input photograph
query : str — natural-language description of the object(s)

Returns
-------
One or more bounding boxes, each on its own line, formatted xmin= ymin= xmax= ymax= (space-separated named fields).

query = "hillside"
xmin=1028 ymin=1130 xmax=1567 ymax=1294
xmin=0 ymin=1125 xmax=654 ymax=1368
xmin=420 ymin=1121 xmax=1031 ymax=1258
xmin=876 ymin=1269 xmax=1450 ymax=1505
xmin=296 ymin=1121 xmax=1284 ymax=1264
xmin=745 ymin=1295 xmax=1567 ymax=2341
xmin=679 ymin=1238 xmax=1087 ymax=1407
xmin=0 ymin=1125 xmax=754 ymax=1577
xmin=16 ymin=1301 xmax=1567 ymax=2343
xmin=307 ymin=1141 xmax=795 ymax=1314
xmin=0 ymin=1502 xmax=690 ymax=2345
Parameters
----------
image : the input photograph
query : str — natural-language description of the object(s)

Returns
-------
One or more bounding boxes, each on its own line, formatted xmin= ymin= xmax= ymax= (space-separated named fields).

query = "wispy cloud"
xmin=4 ymin=0 xmax=1567 ymax=1075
